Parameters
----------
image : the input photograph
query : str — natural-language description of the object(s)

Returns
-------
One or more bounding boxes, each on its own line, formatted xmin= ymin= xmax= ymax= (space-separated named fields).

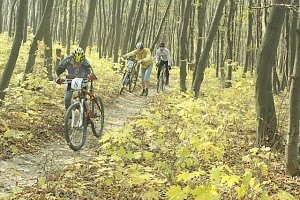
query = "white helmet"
xmin=136 ymin=42 xmax=144 ymax=50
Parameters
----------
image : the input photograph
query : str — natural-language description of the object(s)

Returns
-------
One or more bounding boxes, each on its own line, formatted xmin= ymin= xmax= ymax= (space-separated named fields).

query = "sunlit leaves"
xmin=166 ymin=185 xmax=190 ymax=200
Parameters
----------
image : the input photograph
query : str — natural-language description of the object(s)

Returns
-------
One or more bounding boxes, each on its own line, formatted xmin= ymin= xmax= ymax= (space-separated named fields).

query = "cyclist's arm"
xmin=140 ymin=48 xmax=152 ymax=63
xmin=166 ymin=48 xmax=171 ymax=66
xmin=56 ymin=58 xmax=68 ymax=77
xmin=156 ymin=49 xmax=161 ymax=64
xmin=123 ymin=50 xmax=137 ymax=58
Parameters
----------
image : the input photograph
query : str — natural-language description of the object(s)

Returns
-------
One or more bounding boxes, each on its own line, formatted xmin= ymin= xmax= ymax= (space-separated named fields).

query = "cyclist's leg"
xmin=163 ymin=61 xmax=170 ymax=85
xmin=157 ymin=63 xmax=162 ymax=80
xmin=144 ymin=64 xmax=153 ymax=96
xmin=140 ymin=67 xmax=146 ymax=95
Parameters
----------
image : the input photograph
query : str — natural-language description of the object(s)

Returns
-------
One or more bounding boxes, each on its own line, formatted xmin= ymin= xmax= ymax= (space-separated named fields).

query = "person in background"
xmin=55 ymin=47 xmax=96 ymax=110
xmin=123 ymin=42 xmax=153 ymax=96
xmin=156 ymin=42 xmax=171 ymax=85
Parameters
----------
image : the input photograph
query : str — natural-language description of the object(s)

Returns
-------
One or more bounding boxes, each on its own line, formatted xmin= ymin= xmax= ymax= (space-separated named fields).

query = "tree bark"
xmin=193 ymin=0 xmax=228 ymax=97
xmin=0 ymin=0 xmax=28 ymax=101
xmin=255 ymin=0 xmax=290 ymax=146
xmin=179 ymin=0 xmax=192 ymax=92
xmin=67 ymin=0 xmax=73 ymax=55
xmin=79 ymin=0 xmax=97 ymax=51
xmin=43 ymin=0 xmax=54 ymax=81
xmin=121 ymin=0 xmax=137 ymax=55
xmin=286 ymin=10 xmax=300 ymax=177
xmin=23 ymin=0 xmax=54 ymax=78
xmin=0 ymin=0 xmax=3 ymax=33
xmin=113 ymin=0 xmax=122 ymax=63
xmin=150 ymin=0 xmax=172 ymax=52
xmin=243 ymin=0 xmax=254 ymax=75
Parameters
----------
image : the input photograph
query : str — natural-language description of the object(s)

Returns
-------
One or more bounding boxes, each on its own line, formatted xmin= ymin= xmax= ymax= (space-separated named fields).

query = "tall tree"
xmin=43 ymin=0 xmax=54 ymax=81
xmin=67 ymin=0 xmax=73 ymax=55
xmin=286 ymin=6 xmax=300 ymax=177
xmin=130 ymin=0 xmax=145 ymax=50
xmin=0 ymin=0 xmax=3 ymax=33
xmin=193 ymin=0 xmax=228 ymax=97
xmin=121 ymin=0 xmax=137 ymax=55
xmin=113 ymin=0 xmax=122 ymax=63
xmin=179 ymin=0 xmax=192 ymax=92
xmin=150 ymin=0 xmax=172 ymax=52
xmin=193 ymin=0 xmax=207 ymax=83
xmin=23 ymin=0 xmax=54 ymax=78
xmin=0 ymin=0 xmax=28 ymax=101
xmin=79 ymin=0 xmax=97 ymax=51
xmin=243 ymin=0 xmax=254 ymax=75
xmin=255 ymin=0 xmax=290 ymax=146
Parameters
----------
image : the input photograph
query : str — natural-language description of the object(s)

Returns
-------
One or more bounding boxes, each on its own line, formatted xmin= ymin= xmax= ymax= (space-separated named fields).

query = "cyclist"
xmin=156 ymin=42 xmax=171 ymax=85
xmin=55 ymin=47 xmax=96 ymax=110
xmin=122 ymin=42 xmax=153 ymax=96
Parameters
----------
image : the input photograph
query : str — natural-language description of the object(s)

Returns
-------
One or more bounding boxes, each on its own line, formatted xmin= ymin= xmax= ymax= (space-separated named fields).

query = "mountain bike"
xmin=157 ymin=64 xmax=167 ymax=93
xmin=119 ymin=57 xmax=138 ymax=95
xmin=63 ymin=77 xmax=104 ymax=151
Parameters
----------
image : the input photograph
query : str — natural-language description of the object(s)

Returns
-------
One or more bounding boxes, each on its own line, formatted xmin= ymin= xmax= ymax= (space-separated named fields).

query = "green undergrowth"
xmin=5 ymin=69 xmax=297 ymax=199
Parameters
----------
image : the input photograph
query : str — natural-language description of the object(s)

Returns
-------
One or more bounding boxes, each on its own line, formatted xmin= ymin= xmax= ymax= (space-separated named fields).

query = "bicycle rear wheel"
xmin=129 ymin=69 xmax=137 ymax=93
xmin=64 ymin=102 xmax=87 ymax=151
xmin=91 ymin=96 xmax=104 ymax=137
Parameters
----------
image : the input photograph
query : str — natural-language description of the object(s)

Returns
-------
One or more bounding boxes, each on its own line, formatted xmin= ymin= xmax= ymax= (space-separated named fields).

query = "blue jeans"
xmin=141 ymin=64 xmax=153 ymax=81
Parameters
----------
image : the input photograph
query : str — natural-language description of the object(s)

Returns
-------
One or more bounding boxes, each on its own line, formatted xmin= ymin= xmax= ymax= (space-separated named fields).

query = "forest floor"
xmin=0 ymin=67 xmax=300 ymax=199
xmin=0 ymin=74 xmax=166 ymax=194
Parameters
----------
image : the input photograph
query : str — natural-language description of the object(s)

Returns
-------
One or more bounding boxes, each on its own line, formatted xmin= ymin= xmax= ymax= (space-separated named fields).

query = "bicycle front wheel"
xmin=64 ymin=102 xmax=87 ymax=151
xmin=119 ymin=71 xmax=130 ymax=95
xmin=91 ymin=96 xmax=104 ymax=138
xmin=129 ymin=69 xmax=137 ymax=93
xmin=157 ymin=73 xmax=163 ymax=93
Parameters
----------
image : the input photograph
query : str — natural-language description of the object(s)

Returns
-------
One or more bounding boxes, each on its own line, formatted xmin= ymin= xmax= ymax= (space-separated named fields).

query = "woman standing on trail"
xmin=122 ymin=42 xmax=153 ymax=96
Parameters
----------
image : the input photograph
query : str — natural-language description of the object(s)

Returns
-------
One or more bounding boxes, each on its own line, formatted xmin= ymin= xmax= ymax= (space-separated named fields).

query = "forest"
xmin=0 ymin=0 xmax=300 ymax=199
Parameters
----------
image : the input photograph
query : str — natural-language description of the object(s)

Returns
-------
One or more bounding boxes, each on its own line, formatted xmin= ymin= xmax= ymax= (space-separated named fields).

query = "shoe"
xmin=144 ymin=88 xmax=148 ymax=96
xmin=140 ymin=89 xmax=145 ymax=96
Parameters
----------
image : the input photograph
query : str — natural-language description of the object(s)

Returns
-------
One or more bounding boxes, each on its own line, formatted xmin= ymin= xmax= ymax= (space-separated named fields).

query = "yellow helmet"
xmin=72 ymin=47 xmax=85 ymax=63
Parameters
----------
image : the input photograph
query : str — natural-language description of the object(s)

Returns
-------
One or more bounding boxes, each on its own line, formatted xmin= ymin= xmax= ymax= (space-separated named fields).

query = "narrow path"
xmin=0 ymin=86 xmax=162 ymax=194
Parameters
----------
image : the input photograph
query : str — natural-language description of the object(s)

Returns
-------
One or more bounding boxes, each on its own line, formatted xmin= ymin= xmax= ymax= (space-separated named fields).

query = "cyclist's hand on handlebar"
xmin=137 ymin=60 xmax=144 ymax=65
xmin=88 ymin=73 xmax=97 ymax=81
xmin=55 ymin=77 xmax=63 ymax=84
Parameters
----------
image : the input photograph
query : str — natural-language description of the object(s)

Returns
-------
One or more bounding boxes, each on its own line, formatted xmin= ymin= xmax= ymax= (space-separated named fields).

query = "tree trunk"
xmin=179 ymin=0 xmax=192 ymax=92
xmin=113 ymin=0 xmax=122 ymax=63
xmin=286 ymin=11 xmax=300 ymax=177
xmin=23 ymin=0 xmax=54 ymax=78
xmin=0 ymin=0 xmax=28 ymax=101
xmin=150 ymin=0 xmax=172 ymax=52
xmin=0 ymin=0 xmax=3 ymax=33
xmin=79 ymin=0 xmax=97 ymax=51
xmin=255 ymin=0 xmax=290 ymax=146
xmin=8 ymin=0 xmax=17 ymax=37
xmin=129 ymin=0 xmax=145 ymax=50
xmin=287 ymin=0 xmax=299 ymax=89
xmin=225 ymin=0 xmax=235 ymax=88
xmin=43 ymin=0 xmax=54 ymax=81
xmin=121 ymin=0 xmax=137 ymax=55
xmin=243 ymin=0 xmax=253 ymax=75
xmin=193 ymin=0 xmax=207 ymax=83
xmin=66 ymin=0 xmax=73 ymax=55
xmin=193 ymin=0 xmax=227 ymax=97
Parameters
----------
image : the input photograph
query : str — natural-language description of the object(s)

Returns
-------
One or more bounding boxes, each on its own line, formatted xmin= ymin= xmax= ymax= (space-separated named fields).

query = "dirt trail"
xmin=0 ymin=86 xmax=165 ymax=194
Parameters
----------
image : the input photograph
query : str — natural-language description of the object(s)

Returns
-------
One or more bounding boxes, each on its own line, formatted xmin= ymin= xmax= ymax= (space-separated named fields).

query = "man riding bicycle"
xmin=55 ymin=47 xmax=96 ymax=110
xmin=156 ymin=42 xmax=171 ymax=85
